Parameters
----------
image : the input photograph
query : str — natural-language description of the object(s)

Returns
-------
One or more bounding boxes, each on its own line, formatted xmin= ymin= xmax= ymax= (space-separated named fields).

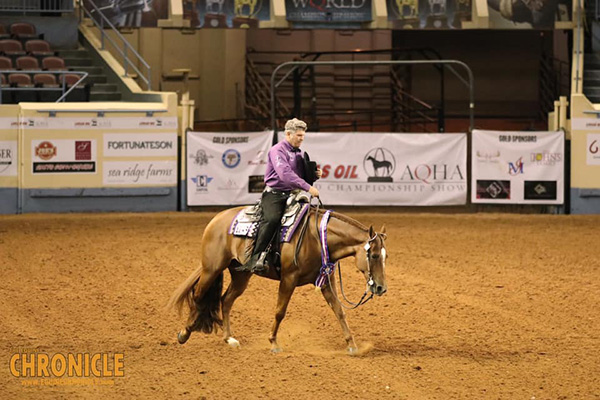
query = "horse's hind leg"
xmin=221 ymin=267 xmax=252 ymax=347
xmin=177 ymin=255 xmax=229 ymax=344
xmin=321 ymin=277 xmax=358 ymax=355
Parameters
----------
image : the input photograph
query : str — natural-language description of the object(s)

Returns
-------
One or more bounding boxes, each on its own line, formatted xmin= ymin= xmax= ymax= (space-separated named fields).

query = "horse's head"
xmin=355 ymin=226 xmax=388 ymax=296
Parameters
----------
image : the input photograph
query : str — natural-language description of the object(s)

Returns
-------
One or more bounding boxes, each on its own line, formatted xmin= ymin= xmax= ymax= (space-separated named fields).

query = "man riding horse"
xmin=239 ymin=118 xmax=322 ymax=274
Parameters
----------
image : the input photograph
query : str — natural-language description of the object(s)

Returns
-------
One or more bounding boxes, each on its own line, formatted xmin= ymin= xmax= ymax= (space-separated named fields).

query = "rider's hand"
xmin=308 ymin=186 xmax=320 ymax=198
xmin=316 ymin=168 xmax=323 ymax=179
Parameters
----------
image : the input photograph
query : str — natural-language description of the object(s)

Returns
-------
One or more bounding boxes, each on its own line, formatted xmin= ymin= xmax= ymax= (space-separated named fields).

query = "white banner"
xmin=587 ymin=133 xmax=600 ymax=165
xmin=278 ymin=132 xmax=467 ymax=206
xmin=31 ymin=139 xmax=97 ymax=174
xmin=0 ymin=141 xmax=17 ymax=177
xmin=471 ymin=130 xmax=564 ymax=204
xmin=21 ymin=117 xmax=178 ymax=130
xmin=187 ymin=131 xmax=273 ymax=206
xmin=103 ymin=133 xmax=178 ymax=157
xmin=103 ymin=161 xmax=177 ymax=185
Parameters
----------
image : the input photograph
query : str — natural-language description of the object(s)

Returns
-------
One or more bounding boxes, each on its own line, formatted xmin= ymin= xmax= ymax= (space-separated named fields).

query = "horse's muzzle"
xmin=371 ymin=284 xmax=387 ymax=296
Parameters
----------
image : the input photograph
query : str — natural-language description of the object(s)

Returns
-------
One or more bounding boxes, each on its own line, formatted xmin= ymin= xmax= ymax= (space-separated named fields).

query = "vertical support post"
xmin=293 ymin=68 xmax=301 ymax=118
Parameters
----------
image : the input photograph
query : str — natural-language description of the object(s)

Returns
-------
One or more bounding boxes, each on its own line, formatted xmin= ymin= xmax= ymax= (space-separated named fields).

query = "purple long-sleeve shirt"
xmin=264 ymin=140 xmax=310 ymax=192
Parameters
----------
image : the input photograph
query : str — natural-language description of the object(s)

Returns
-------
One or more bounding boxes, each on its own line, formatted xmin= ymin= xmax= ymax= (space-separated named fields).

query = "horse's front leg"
xmin=321 ymin=277 xmax=359 ymax=355
xmin=269 ymin=271 xmax=299 ymax=353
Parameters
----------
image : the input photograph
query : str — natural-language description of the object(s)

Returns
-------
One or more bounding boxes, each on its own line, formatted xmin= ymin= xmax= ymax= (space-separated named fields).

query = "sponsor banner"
xmin=278 ymin=132 xmax=467 ymax=206
xmin=84 ymin=0 xmax=169 ymax=27
xmin=22 ymin=117 xmax=177 ymax=130
xmin=571 ymin=118 xmax=600 ymax=130
xmin=387 ymin=0 xmax=472 ymax=29
xmin=587 ymin=133 xmax=600 ymax=165
xmin=487 ymin=0 xmax=570 ymax=29
xmin=285 ymin=0 xmax=372 ymax=22
xmin=0 ymin=117 xmax=22 ymax=130
xmin=187 ymin=131 xmax=272 ymax=205
xmin=186 ymin=0 xmax=271 ymax=28
xmin=103 ymin=133 xmax=178 ymax=157
xmin=475 ymin=180 xmax=510 ymax=200
xmin=0 ymin=141 xmax=17 ymax=177
xmin=103 ymin=161 xmax=177 ymax=185
xmin=31 ymin=139 xmax=97 ymax=174
xmin=471 ymin=130 xmax=564 ymax=204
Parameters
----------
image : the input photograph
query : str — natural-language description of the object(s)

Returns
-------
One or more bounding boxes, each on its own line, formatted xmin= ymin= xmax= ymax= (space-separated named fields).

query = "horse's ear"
xmin=369 ymin=225 xmax=375 ymax=237
xmin=380 ymin=225 xmax=387 ymax=240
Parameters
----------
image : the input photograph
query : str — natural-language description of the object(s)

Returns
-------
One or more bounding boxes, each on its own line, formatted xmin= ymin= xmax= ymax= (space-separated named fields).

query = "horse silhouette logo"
xmin=363 ymin=148 xmax=396 ymax=183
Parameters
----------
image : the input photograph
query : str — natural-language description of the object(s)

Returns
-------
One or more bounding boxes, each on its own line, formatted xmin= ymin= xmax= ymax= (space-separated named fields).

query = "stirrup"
xmin=251 ymin=252 xmax=268 ymax=273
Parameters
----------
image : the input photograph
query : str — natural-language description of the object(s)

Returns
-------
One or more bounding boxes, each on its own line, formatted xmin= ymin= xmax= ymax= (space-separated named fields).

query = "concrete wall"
xmin=86 ymin=26 xmax=247 ymax=121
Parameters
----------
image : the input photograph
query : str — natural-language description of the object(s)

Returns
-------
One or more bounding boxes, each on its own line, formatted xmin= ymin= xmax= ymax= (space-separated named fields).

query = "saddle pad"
xmin=229 ymin=203 xmax=310 ymax=243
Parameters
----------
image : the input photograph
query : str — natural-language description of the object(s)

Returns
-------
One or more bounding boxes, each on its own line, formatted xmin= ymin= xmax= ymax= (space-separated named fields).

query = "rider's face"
xmin=286 ymin=129 xmax=305 ymax=148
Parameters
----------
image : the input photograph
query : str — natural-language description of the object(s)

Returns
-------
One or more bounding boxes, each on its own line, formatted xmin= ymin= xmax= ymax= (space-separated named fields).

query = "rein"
xmin=330 ymin=234 xmax=378 ymax=310
xmin=311 ymin=197 xmax=376 ymax=310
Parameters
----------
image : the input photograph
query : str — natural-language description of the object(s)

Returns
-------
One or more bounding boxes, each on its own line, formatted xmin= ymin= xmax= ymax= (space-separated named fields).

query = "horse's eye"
xmin=371 ymin=254 xmax=380 ymax=259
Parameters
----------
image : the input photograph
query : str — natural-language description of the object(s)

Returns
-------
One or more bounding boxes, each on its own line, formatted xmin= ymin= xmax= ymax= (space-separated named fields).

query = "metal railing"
xmin=270 ymin=60 xmax=475 ymax=135
xmin=0 ymin=70 xmax=88 ymax=104
xmin=77 ymin=0 xmax=152 ymax=90
xmin=0 ymin=0 xmax=73 ymax=13
xmin=247 ymin=48 xmax=448 ymax=133
xmin=574 ymin=0 xmax=584 ymax=94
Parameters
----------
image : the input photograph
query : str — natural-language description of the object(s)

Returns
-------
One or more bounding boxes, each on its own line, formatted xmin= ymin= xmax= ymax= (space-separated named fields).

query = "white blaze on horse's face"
xmin=357 ymin=227 xmax=388 ymax=297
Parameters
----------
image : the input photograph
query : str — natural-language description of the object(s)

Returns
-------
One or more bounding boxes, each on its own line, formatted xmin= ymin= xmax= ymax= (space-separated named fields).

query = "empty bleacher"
xmin=0 ymin=20 xmax=120 ymax=104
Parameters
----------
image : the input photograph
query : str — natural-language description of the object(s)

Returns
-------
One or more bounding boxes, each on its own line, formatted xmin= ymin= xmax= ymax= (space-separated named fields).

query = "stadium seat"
xmin=8 ymin=73 xmax=36 ymax=102
xmin=8 ymin=73 xmax=32 ymax=86
xmin=34 ymin=73 xmax=58 ymax=87
xmin=0 ymin=25 xmax=9 ymax=40
xmin=0 ymin=74 xmax=11 ymax=104
xmin=42 ymin=56 xmax=66 ymax=71
xmin=10 ymin=22 xmax=39 ymax=42
xmin=0 ymin=56 xmax=12 ymax=70
xmin=34 ymin=73 xmax=61 ymax=102
xmin=62 ymin=73 xmax=82 ymax=86
xmin=61 ymin=74 xmax=87 ymax=102
xmin=16 ymin=56 xmax=39 ymax=70
xmin=0 ymin=39 xmax=26 ymax=57
xmin=25 ymin=40 xmax=55 ymax=58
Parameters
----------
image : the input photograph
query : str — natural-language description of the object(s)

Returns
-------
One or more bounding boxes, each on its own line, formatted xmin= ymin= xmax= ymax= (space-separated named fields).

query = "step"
xmin=83 ymin=75 xmax=107 ymax=84
xmin=70 ymin=66 xmax=104 ymax=74
xmin=90 ymin=83 xmax=118 ymax=93
xmin=584 ymin=70 xmax=600 ymax=86
xmin=89 ymin=92 xmax=122 ymax=101
xmin=64 ymin=58 xmax=93 ymax=67
xmin=57 ymin=49 xmax=90 ymax=59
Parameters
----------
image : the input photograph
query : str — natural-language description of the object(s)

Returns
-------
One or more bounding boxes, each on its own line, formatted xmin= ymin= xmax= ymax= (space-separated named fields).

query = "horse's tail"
xmin=167 ymin=263 xmax=223 ymax=334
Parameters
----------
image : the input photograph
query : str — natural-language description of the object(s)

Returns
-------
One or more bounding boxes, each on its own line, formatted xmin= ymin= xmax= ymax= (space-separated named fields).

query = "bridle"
xmin=312 ymin=197 xmax=382 ymax=309
xmin=333 ymin=233 xmax=381 ymax=310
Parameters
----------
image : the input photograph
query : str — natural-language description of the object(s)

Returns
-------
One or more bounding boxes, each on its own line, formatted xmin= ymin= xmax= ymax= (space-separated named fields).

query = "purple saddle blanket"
xmin=228 ymin=203 xmax=310 ymax=243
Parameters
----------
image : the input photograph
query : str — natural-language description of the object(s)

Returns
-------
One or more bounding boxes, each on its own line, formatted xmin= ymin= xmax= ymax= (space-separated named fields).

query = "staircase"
xmin=584 ymin=53 xmax=600 ymax=103
xmin=246 ymin=49 xmax=442 ymax=132
xmin=57 ymin=47 xmax=122 ymax=102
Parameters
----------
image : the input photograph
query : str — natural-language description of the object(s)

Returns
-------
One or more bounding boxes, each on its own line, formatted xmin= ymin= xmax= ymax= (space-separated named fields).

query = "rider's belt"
xmin=264 ymin=186 xmax=290 ymax=195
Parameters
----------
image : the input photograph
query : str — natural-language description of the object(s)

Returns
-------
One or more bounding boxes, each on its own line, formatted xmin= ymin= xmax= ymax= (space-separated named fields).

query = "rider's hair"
xmin=284 ymin=118 xmax=307 ymax=134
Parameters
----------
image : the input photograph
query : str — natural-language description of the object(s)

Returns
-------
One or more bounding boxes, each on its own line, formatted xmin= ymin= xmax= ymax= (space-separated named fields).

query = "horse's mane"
xmin=312 ymin=207 xmax=368 ymax=232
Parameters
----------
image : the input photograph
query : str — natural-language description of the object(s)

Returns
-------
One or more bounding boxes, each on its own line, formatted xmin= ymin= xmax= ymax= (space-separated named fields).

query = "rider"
xmin=241 ymin=118 xmax=321 ymax=273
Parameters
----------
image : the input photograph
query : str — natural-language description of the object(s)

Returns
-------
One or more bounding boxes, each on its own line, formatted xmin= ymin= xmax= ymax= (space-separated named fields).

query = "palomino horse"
xmin=168 ymin=206 xmax=388 ymax=354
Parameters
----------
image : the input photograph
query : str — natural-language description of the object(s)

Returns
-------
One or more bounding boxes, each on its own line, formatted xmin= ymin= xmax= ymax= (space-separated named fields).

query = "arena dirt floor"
xmin=1 ymin=210 xmax=599 ymax=399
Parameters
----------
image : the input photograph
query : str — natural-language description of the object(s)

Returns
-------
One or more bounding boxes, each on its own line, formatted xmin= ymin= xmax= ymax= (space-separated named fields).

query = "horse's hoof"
xmin=226 ymin=337 xmax=240 ymax=348
xmin=270 ymin=347 xmax=283 ymax=354
xmin=177 ymin=329 xmax=190 ymax=344
xmin=347 ymin=347 xmax=359 ymax=356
